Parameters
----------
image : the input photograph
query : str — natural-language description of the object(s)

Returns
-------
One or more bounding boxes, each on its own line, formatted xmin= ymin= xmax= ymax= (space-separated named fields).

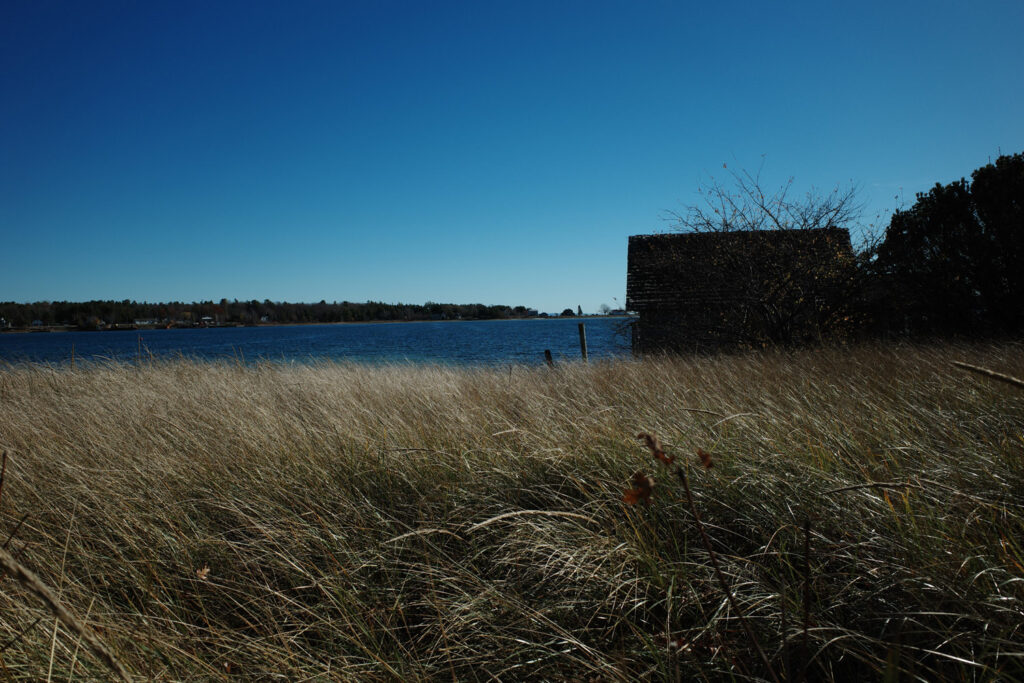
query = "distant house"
xmin=626 ymin=228 xmax=854 ymax=353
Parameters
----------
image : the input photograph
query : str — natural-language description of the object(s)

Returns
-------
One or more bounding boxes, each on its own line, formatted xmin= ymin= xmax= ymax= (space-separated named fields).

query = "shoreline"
xmin=0 ymin=315 xmax=634 ymax=334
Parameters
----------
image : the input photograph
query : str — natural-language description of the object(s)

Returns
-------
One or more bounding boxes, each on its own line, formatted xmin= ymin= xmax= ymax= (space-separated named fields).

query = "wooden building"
xmin=626 ymin=228 xmax=854 ymax=353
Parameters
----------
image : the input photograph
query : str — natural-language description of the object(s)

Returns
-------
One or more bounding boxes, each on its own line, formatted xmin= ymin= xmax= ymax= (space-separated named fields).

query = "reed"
xmin=0 ymin=341 xmax=1021 ymax=680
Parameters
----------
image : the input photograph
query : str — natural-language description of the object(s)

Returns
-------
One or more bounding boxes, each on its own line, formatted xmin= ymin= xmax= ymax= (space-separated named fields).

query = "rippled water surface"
xmin=0 ymin=318 xmax=633 ymax=365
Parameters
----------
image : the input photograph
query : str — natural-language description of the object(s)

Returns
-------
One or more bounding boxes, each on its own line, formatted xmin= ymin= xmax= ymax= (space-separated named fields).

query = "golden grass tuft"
xmin=0 ymin=341 xmax=1021 ymax=679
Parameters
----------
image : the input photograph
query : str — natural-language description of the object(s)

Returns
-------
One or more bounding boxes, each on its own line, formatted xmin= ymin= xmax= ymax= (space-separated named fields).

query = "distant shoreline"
xmin=0 ymin=315 xmax=634 ymax=334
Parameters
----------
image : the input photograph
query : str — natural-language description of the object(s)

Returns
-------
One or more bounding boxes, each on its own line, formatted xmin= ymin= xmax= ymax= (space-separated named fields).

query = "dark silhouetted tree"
xmin=873 ymin=152 xmax=1024 ymax=335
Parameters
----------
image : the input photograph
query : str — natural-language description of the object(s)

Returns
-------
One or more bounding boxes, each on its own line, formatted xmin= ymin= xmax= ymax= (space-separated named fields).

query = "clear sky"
xmin=2 ymin=0 xmax=1022 ymax=314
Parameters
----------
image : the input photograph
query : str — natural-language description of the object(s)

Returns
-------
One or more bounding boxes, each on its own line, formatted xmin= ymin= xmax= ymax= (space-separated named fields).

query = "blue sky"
xmin=2 ymin=1 xmax=1022 ymax=314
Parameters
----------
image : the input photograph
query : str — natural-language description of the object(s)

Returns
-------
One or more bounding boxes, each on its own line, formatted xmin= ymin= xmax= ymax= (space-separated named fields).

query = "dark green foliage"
xmin=972 ymin=153 xmax=1024 ymax=327
xmin=873 ymin=152 xmax=1024 ymax=335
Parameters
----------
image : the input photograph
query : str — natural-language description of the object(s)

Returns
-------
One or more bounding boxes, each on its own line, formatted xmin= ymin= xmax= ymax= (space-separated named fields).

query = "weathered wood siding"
xmin=627 ymin=228 xmax=853 ymax=352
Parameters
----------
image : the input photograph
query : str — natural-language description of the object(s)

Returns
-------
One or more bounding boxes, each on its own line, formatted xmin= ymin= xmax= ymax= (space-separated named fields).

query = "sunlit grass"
xmin=0 ymin=341 xmax=1022 ymax=680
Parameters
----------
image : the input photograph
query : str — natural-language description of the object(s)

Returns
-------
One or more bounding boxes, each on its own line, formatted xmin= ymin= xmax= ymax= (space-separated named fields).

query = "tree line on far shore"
xmin=0 ymin=300 xmax=545 ymax=330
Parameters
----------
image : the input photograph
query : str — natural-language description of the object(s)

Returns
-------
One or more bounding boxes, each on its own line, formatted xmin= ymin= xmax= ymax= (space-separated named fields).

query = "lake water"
xmin=0 ymin=318 xmax=633 ymax=366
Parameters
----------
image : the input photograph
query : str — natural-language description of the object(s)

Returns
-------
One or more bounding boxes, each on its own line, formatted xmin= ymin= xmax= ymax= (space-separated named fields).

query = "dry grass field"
xmin=0 ymin=342 xmax=1023 ymax=681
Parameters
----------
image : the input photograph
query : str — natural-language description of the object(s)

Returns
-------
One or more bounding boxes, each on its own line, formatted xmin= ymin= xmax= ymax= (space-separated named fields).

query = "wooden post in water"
xmin=578 ymin=322 xmax=588 ymax=362
xmin=544 ymin=349 xmax=554 ymax=367
xmin=70 ymin=344 xmax=75 ymax=370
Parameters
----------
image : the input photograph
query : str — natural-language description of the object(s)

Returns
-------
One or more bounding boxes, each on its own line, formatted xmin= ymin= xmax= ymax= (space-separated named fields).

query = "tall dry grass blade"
xmin=385 ymin=528 xmax=465 ymax=543
xmin=0 ymin=546 xmax=130 ymax=682
xmin=952 ymin=360 xmax=1024 ymax=390
xmin=675 ymin=464 xmax=780 ymax=683
xmin=824 ymin=481 xmax=922 ymax=495
xmin=799 ymin=516 xmax=811 ymax=683
xmin=47 ymin=506 xmax=77 ymax=683
xmin=0 ymin=450 xmax=7 ymax=508
xmin=66 ymin=597 xmax=95 ymax=683
xmin=466 ymin=510 xmax=598 ymax=532
xmin=780 ymin=588 xmax=789 ymax=681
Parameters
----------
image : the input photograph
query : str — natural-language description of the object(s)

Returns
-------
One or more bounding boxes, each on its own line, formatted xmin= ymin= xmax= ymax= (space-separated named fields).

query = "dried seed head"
xmin=696 ymin=448 xmax=713 ymax=469
xmin=623 ymin=471 xmax=654 ymax=505
xmin=638 ymin=432 xmax=675 ymax=466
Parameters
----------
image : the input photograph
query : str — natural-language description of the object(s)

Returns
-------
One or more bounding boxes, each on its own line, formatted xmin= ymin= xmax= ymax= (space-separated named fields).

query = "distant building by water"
xmin=627 ymin=228 xmax=853 ymax=353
